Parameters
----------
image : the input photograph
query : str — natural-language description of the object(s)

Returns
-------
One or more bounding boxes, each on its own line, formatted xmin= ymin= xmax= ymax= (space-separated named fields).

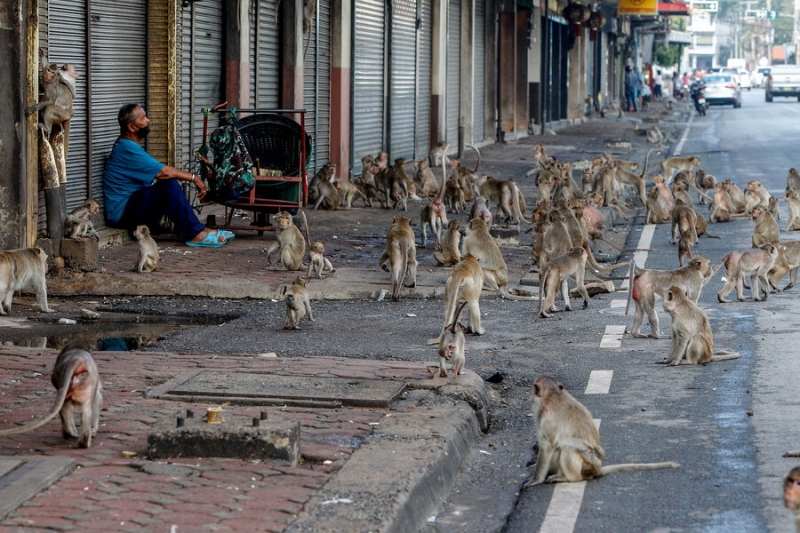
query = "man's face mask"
xmin=136 ymin=124 xmax=151 ymax=139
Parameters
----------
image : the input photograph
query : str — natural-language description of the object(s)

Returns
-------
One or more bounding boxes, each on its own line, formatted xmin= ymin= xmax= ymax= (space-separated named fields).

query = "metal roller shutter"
xmin=446 ymin=0 xmax=461 ymax=144
xmin=90 ymin=0 xmax=147 ymax=206
xmin=303 ymin=0 xmax=331 ymax=174
xmin=352 ymin=0 xmax=385 ymax=174
xmin=251 ymin=0 xmax=280 ymax=109
xmin=473 ymin=0 xmax=486 ymax=142
xmin=47 ymin=0 xmax=88 ymax=215
xmin=416 ymin=0 xmax=432 ymax=159
xmin=180 ymin=1 xmax=224 ymax=169
xmin=389 ymin=0 xmax=417 ymax=161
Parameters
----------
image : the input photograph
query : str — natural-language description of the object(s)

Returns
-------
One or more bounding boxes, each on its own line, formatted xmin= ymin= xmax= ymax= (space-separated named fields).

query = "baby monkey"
xmin=132 ymin=225 xmax=159 ymax=273
xmin=64 ymin=198 xmax=101 ymax=241
xmin=436 ymin=301 xmax=468 ymax=378
xmin=307 ymin=241 xmax=335 ymax=279
xmin=283 ymin=277 xmax=314 ymax=329
xmin=786 ymin=466 xmax=800 ymax=532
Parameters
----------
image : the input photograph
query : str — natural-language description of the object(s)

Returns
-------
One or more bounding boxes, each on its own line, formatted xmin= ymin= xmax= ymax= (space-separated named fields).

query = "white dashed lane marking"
xmin=599 ymin=325 xmax=625 ymax=348
xmin=585 ymin=371 xmax=613 ymax=395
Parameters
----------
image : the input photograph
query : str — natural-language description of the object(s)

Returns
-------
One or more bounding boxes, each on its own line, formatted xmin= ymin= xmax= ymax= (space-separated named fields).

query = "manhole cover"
xmin=147 ymin=370 xmax=407 ymax=408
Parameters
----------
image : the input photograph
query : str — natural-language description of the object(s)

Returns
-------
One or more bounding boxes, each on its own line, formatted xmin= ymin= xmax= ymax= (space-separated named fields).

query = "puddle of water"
xmin=0 ymin=313 xmax=219 ymax=352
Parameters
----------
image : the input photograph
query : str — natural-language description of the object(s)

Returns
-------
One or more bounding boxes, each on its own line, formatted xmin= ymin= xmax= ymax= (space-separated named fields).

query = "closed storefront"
xmin=46 ymin=0 xmax=146 ymax=219
xmin=388 ymin=0 xmax=417 ymax=161
xmin=445 ymin=0 xmax=461 ymax=145
xmin=352 ymin=0 xmax=386 ymax=173
xmin=303 ymin=0 xmax=332 ymax=174
xmin=473 ymin=0 xmax=486 ymax=142
xmin=416 ymin=0 xmax=433 ymax=159
xmin=250 ymin=0 xmax=281 ymax=110
xmin=180 ymin=0 xmax=224 ymax=169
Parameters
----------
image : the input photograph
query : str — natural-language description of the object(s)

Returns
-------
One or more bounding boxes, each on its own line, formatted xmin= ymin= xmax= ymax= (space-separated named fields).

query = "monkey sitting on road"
xmin=132 ymin=225 xmax=159 ymax=273
xmin=64 ymin=199 xmax=101 ymax=241
xmin=436 ymin=301 xmax=468 ymax=378
xmin=308 ymin=162 xmax=339 ymax=210
xmin=716 ymin=245 xmax=778 ymax=303
xmin=468 ymin=196 xmax=493 ymax=228
xmin=662 ymin=285 xmax=740 ymax=365
xmin=307 ymin=241 xmax=335 ymax=279
xmin=433 ymin=220 xmax=462 ymax=267
xmin=523 ymin=376 xmax=679 ymax=487
xmin=282 ymin=277 xmax=314 ymax=330
xmin=0 ymin=340 xmax=102 ymax=448
xmin=266 ymin=211 xmax=307 ymax=271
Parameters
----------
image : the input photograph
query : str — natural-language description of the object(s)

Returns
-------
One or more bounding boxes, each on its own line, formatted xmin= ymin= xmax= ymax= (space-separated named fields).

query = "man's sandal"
xmin=186 ymin=231 xmax=226 ymax=248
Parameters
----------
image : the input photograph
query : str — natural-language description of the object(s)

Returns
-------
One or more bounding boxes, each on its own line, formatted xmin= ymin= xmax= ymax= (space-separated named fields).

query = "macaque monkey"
xmin=132 ymin=225 xmax=159 ymax=273
xmin=671 ymin=181 xmax=695 ymax=207
xmin=694 ymin=213 xmax=721 ymax=239
xmin=449 ymin=145 xmax=481 ymax=200
xmin=372 ymin=165 xmax=409 ymax=211
xmin=785 ymin=466 xmax=800 ymax=533
xmin=751 ymin=205 xmax=780 ymax=248
xmin=710 ymin=182 xmax=733 ymax=223
xmin=647 ymin=125 xmax=663 ymax=145
xmin=433 ymin=220 xmax=462 ymax=267
xmin=745 ymin=180 xmax=772 ymax=214
xmin=0 ymin=341 xmax=102 ymax=448
xmin=662 ymin=286 xmax=740 ymax=365
xmin=379 ymin=217 xmax=417 ymax=300
xmin=301 ymin=0 xmax=316 ymax=58
xmin=473 ymin=175 xmax=530 ymax=224
xmin=462 ymin=217 xmax=508 ymax=292
xmin=652 ymin=174 xmax=674 ymax=211
xmin=64 ymin=199 xmax=101 ymax=241
xmin=26 ymin=62 xmax=79 ymax=137
xmin=0 ymin=247 xmax=54 ymax=315
xmin=335 ymin=179 xmax=366 ymax=209
xmin=613 ymin=148 xmax=657 ymax=205
xmin=468 ymin=196 xmax=493 ymax=228
xmin=353 ymin=177 xmax=380 ymax=207
xmin=722 ymin=179 xmax=747 ymax=214
xmin=786 ymin=189 xmax=800 ymax=231
xmin=429 ymin=141 xmax=450 ymax=168
xmin=538 ymin=247 xmax=590 ymax=318
xmin=307 ymin=241 xmax=335 ymax=279
xmin=693 ymin=169 xmax=717 ymax=205
xmin=539 ymin=210 xmax=572 ymax=271
xmin=267 ymin=211 xmax=306 ymax=271
xmin=420 ymin=157 xmax=449 ymax=249
xmin=443 ymin=176 xmax=466 ymax=214
xmin=769 ymin=196 xmax=780 ymax=221
xmin=360 ymin=155 xmax=377 ymax=187
xmin=628 ymin=256 xmax=715 ymax=338
xmin=427 ymin=253 xmax=484 ymax=347
xmin=661 ymin=155 xmax=700 ymax=184
xmin=413 ymin=159 xmax=440 ymax=198
xmin=787 ymin=168 xmax=800 ymax=191
xmin=282 ymin=277 xmax=314 ymax=329
xmin=393 ymin=158 xmax=422 ymax=201
xmin=716 ymin=245 xmax=779 ymax=303
xmin=670 ymin=199 xmax=698 ymax=245
xmin=771 ymin=241 xmax=800 ymax=290
xmin=645 ymin=185 xmax=671 ymax=225
xmin=524 ymin=376 xmax=679 ymax=487
xmin=677 ymin=229 xmax=694 ymax=266
xmin=308 ymin=162 xmax=339 ymax=210
xmin=436 ymin=301 xmax=468 ymax=378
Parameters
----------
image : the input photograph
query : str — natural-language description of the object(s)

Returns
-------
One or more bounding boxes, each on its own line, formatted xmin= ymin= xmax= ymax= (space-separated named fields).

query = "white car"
xmin=738 ymin=69 xmax=752 ymax=90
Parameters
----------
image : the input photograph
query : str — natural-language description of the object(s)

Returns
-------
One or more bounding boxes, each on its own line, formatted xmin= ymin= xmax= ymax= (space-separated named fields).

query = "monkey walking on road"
xmin=0 ymin=341 xmax=102 ymax=448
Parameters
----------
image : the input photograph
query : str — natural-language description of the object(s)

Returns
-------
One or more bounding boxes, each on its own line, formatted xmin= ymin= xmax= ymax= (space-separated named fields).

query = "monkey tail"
xmin=436 ymin=144 xmax=451 ymax=204
xmin=710 ymin=350 xmax=741 ymax=362
xmin=598 ymin=461 xmax=680 ymax=477
xmin=584 ymin=244 xmax=630 ymax=274
xmin=509 ymin=181 xmax=533 ymax=224
xmin=0 ymin=370 xmax=74 ymax=438
xmin=448 ymin=301 xmax=469 ymax=333
xmin=640 ymin=148 xmax=658 ymax=180
xmin=499 ymin=286 xmax=539 ymax=301
xmin=299 ymin=210 xmax=311 ymax=251
xmin=466 ymin=144 xmax=481 ymax=175
xmin=625 ymin=261 xmax=636 ymax=316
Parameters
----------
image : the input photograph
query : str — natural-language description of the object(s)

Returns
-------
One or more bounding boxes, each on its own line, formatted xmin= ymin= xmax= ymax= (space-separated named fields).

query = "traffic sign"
xmin=691 ymin=0 xmax=718 ymax=11
xmin=745 ymin=8 xmax=767 ymax=17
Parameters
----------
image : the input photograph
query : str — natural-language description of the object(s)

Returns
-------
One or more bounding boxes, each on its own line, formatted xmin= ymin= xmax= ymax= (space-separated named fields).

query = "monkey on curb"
xmin=523 ymin=376 xmax=679 ymax=487
xmin=132 ymin=225 xmax=159 ymax=273
xmin=64 ymin=199 xmax=101 ymax=241
xmin=785 ymin=466 xmax=800 ymax=533
xmin=433 ymin=220 xmax=462 ymax=267
xmin=0 ymin=247 xmax=55 ymax=316
xmin=307 ymin=241 xmax=335 ymax=279
xmin=436 ymin=301 xmax=468 ymax=378
xmin=266 ymin=211 xmax=307 ymax=271
xmin=378 ymin=217 xmax=417 ymax=300
xmin=662 ymin=285 xmax=740 ymax=365
xmin=0 ymin=340 xmax=102 ymax=448
xmin=538 ymin=247 xmax=590 ymax=318
xmin=282 ymin=277 xmax=314 ymax=330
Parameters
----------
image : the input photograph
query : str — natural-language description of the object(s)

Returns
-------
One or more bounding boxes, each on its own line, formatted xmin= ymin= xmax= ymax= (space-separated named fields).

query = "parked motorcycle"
xmin=690 ymin=80 xmax=707 ymax=116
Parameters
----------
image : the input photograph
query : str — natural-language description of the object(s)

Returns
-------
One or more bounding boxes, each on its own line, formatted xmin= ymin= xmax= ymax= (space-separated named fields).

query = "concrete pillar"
xmin=568 ymin=30 xmax=584 ymax=120
xmin=280 ymin=0 xmax=304 ymax=110
xmin=330 ymin=0 xmax=351 ymax=179
xmin=484 ymin=1 xmax=498 ymax=141
xmin=225 ymin=0 xmax=241 ymax=107
xmin=498 ymin=12 xmax=515 ymax=137
xmin=515 ymin=9 xmax=528 ymax=135
xmin=431 ymin=0 xmax=447 ymax=144
xmin=460 ymin=0 xmax=474 ymax=145
xmin=239 ymin=0 xmax=251 ymax=109
xmin=0 ymin=0 xmax=30 ymax=249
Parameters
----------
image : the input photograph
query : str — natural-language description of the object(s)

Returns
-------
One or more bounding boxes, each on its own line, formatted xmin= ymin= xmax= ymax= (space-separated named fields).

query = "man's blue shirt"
xmin=103 ymin=138 xmax=164 ymax=224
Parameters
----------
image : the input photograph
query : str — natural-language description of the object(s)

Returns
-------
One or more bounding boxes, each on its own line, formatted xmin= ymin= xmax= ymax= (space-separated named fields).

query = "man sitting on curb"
xmin=103 ymin=103 xmax=233 ymax=248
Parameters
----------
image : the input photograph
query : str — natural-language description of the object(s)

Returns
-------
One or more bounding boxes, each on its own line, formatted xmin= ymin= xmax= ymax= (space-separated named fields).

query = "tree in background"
xmin=655 ymin=43 xmax=682 ymax=68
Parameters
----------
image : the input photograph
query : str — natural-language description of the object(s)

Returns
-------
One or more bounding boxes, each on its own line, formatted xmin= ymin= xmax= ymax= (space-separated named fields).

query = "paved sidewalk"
xmin=0 ymin=100 xmax=685 ymax=532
